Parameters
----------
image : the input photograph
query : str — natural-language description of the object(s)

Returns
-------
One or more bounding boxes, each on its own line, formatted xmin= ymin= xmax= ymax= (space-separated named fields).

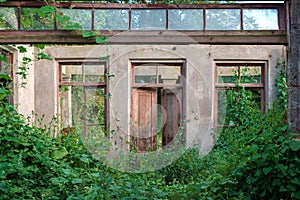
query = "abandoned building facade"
xmin=0 ymin=1 xmax=289 ymax=153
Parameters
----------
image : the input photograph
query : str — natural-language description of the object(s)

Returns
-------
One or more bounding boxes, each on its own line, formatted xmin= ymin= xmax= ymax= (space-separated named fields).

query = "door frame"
xmin=130 ymin=59 xmax=186 ymax=151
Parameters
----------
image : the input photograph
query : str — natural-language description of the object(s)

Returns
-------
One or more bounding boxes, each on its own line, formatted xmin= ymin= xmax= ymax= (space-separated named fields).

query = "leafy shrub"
xmin=0 ymin=59 xmax=299 ymax=200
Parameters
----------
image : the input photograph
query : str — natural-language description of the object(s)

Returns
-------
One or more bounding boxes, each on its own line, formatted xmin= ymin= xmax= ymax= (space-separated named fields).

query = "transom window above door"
xmin=133 ymin=63 xmax=183 ymax=86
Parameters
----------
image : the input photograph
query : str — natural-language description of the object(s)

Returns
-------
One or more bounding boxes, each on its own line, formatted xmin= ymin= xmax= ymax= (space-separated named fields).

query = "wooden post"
xmin=287 ymin=0 xmax=300 ymax=133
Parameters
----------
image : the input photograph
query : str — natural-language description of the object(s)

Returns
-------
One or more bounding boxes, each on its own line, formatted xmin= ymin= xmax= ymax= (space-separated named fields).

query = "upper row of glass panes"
xmin=0 ymin=7 xmax=279 ymax=31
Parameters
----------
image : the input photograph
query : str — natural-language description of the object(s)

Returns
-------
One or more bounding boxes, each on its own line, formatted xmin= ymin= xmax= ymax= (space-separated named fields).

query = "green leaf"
xmin=0 ymin=183 xmax=8 ymax=192
xmin=104 ymin=93 xmax=112 ymax=97
xmin=40 ymin=6 xmax=56 ymax=14
xmin=262 ymin=167 xmax=272 ymax=175
xmin=17 ymin=46 xmax=27 ymax=53
xmin=82 ymin=31 xmax=96 ymax=38
xmin=35 ymin=44 xmax=46 ymax=50
xmin=72 ymin=178 xmax=83 ymax=184
xmin=37 ymin=52 xmax=53 ymax=60
xmin=106 ymin=73 xmax=115 ymax=78
xmin=51 ymin=177 xmax=68 ymax=185
xmin=51 ymin=147 xmax=68 ymax=160
xmin=0 ymin=54 xmax=6 ymax=62
xmin=289 ymin=140 xmax=300 ymax=151
xmin=79 ymin=154 xmax=90 ymax=163
xmin=56 ymin=15 xmax=70 ymax=22
xmin=96 ymin=36 xmax=108 ymax=44
xmin=65 ymin=23 xmax=82 ymax=30
xmin=98 ymin=55 xmax=110 ymax=61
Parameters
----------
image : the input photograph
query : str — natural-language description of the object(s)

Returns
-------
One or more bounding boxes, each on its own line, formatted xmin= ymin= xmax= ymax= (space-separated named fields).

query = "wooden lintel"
xmin=0 ymin=30 xmax=287 ymax=45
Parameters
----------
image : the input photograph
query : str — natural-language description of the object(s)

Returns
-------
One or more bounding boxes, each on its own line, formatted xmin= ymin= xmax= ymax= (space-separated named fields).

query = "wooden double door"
xmin=131 ymin=87 xmax=182 ymax=152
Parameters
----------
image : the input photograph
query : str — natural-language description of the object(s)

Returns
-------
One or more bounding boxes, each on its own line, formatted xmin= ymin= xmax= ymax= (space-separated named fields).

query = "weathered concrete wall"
xmin=14 ymin=45 xmax=35 ymax=119
xmin=30 ymin=44 xmax=285 ymax=153
xmin=287 ymin=0 xmax=300 ymax=133
xmin=34 ymin=59 xmax=57 ymax=128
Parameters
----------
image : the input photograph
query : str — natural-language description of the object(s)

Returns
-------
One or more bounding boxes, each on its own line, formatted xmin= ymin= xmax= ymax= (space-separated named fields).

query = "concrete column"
xmin=287 ymin=0 xmax=300 ymax=133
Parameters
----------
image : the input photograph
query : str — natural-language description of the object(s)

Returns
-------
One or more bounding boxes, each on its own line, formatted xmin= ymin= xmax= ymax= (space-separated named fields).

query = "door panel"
xmin=131 ymin=88 xmax=157 ymax=152
xmin=162 ymin=88 xmax=182 ymax=146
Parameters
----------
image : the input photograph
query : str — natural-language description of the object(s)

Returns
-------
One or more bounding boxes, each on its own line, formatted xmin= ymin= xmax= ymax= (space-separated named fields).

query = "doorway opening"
xmin=130 ymin=60 xmax=185 ymax=152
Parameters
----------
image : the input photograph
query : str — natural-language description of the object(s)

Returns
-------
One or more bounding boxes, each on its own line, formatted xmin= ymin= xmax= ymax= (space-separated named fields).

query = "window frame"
xmin=214 ymin=62 xmax=266 ymax=128
xmin=131 ymin=60 xmax=185 ymax=89
xmin=58 ymin=61 xmax=108 ymax=136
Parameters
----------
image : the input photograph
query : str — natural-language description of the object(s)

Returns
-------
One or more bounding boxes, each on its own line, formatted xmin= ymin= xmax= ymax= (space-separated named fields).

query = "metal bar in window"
xmin=203 ymin=8 xmax=206 ymax=31
xmin=81 ymin=63 xmax=84 ymax=82
xmin=92 ymin=7 xmax=95 ymax=31
xmin=240 ymin=8 xmax=243 ymax=30
xmin=54 ymin=6 xmax=58 ymax=31
xmin=84 ymin=86 xmax=88 ymax=136
xmin=128 ymin=8 xmax=132 ymax=30
xmin=17 ymin=6 xmax=21 ymax=31
xmin=166 ymin=8 xmax=168 ymax=30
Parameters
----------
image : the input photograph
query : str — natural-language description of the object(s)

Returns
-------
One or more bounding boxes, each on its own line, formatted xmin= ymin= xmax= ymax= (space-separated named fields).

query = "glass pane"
xmin=86 ymin=87 xmax=105 ymax=125
xmin=217 ymin=66 xmax=238 ymax=84
xmin=61 ymin=65 xmax=82 ymax=82
xmin=168 ymin=9 xmax=203 ymax=30
xmin=217 ymin=90 xmax=228 ymax=126
xmin=243 ymin=9 xmax=278 ymax=30
xmin=21 ymin=7 xmax=54 ymax=30
xmin=0 ymin=54 xmax=8 ymax=75
xmin=0 ymin=7 xmax=18 ymax=30
xmin=84 ymin=64 xmax=105 ymax=82
xmin=158 ymin=65 xmax=181 ymax=84
xmin=131 ymin=9 xmax=166 ymax=30
xmin=58 ymin=9 xmax=92 ymax=30
xmin=94 ymin=9 xmax=129 ymax=30
xmin=250 ymin=89 xmax=262 ymax=109
xmin=240 ymin=66 xmax=262 ymax=84
xmin=134 ymin=65 xmax=157 ymax=84
xmin=206 ymin=9 xmax=240 ymax=30
xmin=59 ymin=86 xmax=85 ymax=134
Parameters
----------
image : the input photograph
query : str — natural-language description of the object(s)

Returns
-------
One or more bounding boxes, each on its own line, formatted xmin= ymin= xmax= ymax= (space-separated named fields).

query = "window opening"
xmin=131 ymin=62 xmax=184 ymax=152
xmin=58 ymin=62 xmax=107 ymax=137
xmin=0 ymin=49 xmax=14 ymax=105
xmin=0 ymin=4 xmax=284 ymax=31
xmin=215 ymin=63 xmax=265 ymax=127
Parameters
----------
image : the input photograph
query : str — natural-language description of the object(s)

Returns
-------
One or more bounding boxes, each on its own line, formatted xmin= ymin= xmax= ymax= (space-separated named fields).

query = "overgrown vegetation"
xmin=0 ymin=60 xmax=300 ymax=199
xmin=0 ymin=1 xmax=299 ymax=198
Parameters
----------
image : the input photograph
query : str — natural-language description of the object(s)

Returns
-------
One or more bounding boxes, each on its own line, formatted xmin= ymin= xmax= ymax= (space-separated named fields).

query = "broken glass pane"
xmin=217 ymin=66 xmax=238 ymax=84
xmin=158 ymin=65 xmax=181 ymax=84
xmin=135 ymin=65 xmax=157 ymax=84
xmin=84 ymin=64 xmax=105 ymax=82
xmin=58 ymin=9 xmax=92 ymax=30
xmin=131 ymin=9 xmax=166 ymax=30
xmin=0 ymin=7 xmax=18 ymax=30
xmin=94 ymin=9 xmax=129 ymax=30
xmin=217 ymin=90 xmax=228 ymax=126
xmin=243 ymin=9 xmax=278 ymax=30
xmin=21 ymin=7 xmax=54 ymax=30
xmin=240 ymin=66 xmax=262 ymax=84
xmin=206 ymin=9 xmax=240 ymax=30
xmin=61 ymin=65 xmax=82 ymax=82
xmin=168 ymin=9 xmax=203 ymax=30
